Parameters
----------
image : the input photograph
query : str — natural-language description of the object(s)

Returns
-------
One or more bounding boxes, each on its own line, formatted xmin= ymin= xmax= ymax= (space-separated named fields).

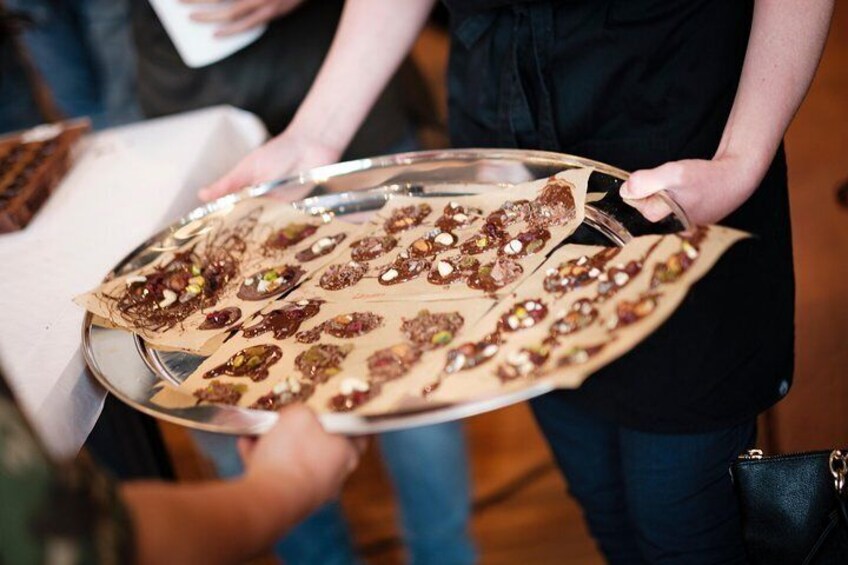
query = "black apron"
xmin=444 ymin=0 xmax=795 ymax=433
xmin=131 ymin=0 xmax=410 ymax=157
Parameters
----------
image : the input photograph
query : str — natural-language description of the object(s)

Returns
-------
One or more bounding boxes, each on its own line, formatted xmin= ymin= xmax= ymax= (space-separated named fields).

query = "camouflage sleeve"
xmin=0 ymin=382 xmax=135 ymax=565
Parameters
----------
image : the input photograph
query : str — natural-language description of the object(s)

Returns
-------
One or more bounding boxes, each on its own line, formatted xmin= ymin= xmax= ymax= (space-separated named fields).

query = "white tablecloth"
xmin=0 ymin=106 xmax=267 ymax=457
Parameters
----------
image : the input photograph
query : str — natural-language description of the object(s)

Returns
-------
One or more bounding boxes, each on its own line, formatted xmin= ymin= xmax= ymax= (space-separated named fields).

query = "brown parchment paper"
xmin=398 ymin=226 xmax=748 ymax=407
xmin=296 ymin=167 xmax=591 ymax=303
xmin=75 ymin=197 xmax=362 ymax=353
xmin=153 ymin=297 xmax=495 ymax=414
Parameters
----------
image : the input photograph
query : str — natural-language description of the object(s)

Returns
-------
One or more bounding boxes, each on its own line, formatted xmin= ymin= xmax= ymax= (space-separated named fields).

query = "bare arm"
xmin=121 ymin=405 xmax=360 ymax=565
xmin=621 ymin=0 xmax=834 ymax=224
xmin=200 ymin=0 xmax=437 ymax=201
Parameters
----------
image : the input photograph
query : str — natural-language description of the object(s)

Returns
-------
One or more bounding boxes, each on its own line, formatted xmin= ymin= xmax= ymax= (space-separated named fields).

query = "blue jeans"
xmin=193 ymin=421 xmax=476 ymax=565
xmin=5 ymin=0 xmax=141 ymax=129
xmin=531 ymin=392 xmax=755 ymax=564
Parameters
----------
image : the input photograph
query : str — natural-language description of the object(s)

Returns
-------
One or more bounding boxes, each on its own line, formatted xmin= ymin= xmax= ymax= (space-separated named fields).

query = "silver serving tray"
xmin=81 ymin=149 xmax=689 ymax=435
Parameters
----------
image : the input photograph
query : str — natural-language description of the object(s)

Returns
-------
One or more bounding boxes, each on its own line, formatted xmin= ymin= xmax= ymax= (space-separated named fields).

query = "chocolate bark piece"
xmin=497 ymin=344 xmax=551 ymax=382
xmin=242 ymin=299 xmax=323 ymax=340
xmin=608 ymin=293 xmax=661 ymax=330
xmin=467 ymin=257 xmax=523 ymax=292
xmin=377 ymin=256 xmax=430 ymax=285
xmin=400 ymin=310 xmax=464 ymax=351
xmin=498 ymin=299 xmax=549 ymax=332
xmin=549 ymin=299 xmax=598 ymax=337
xmin=384 ymin=203 xmax=432 ymax=234
xmin=319 ymin=261 xmax=368 ymax=291
xmin=427 ymin=255 xmax=480 ymax=285
xmin=329 ymin=379 xmax=379 ymax=412
xmin=650 ymin=229 xmax=707 ymax=288
xmin=557 ymin=342 xmax=607 ymax=367
xmin=485 ymin=199 xmax=530 ymax=229
xmin=542 ymin=247 xmax=620 ymax=295
xmin=597 ymin=260 xmax=642 ymax=300
xmin=443 ymin=334 xmax=501 ymax=374
xmin=238 ymin=265 xmax=305 ymax=301
xmin=265 ymin=222 xmax=319 ymax=251
xmin=250 ymin=377 xmax=315 ymax=410
xmin=204 ymin=344 xmax=282 ymax=382
xmin=367 ymin=343 xmax=422 ymax=381
xmin=435 ymin=202 xmax=482 ymax=231
xmin=194 ymin=381 xmax=246 ymax=405
xmin=525 ymin=177 xmax=576 ymax=228
xmin=323 ymin=312 xmax=384 ymax=338
xmin=407 ymin=229 xmax=459 ymax=258
xmin=199 ymin=306 xmax=242 ymax=330
xmin=498 ymin=228 xmax=551 ymax=258
xmin=294 ymin=344 xmax=352 ymax=382
xmin=295 ymin=233 xmax=347 ymax=262
xmin=460 ymin=221 xmax=507 ymax=255
xmin=349 ymin=235 xmax=397 ymax=262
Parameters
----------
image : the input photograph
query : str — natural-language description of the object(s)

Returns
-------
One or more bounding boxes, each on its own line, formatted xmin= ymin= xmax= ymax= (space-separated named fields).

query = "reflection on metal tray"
xmin=81 ymin=148 xmax=689 ymax=435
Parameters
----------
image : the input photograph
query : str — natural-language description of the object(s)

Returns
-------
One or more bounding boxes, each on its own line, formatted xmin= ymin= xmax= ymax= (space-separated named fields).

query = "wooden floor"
xmin=162 ymin=4 xmax=848 ymax=563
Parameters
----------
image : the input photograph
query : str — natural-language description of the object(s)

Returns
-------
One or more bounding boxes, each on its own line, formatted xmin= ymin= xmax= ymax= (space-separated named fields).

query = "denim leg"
xmin=6 ymin=0 xmax=103 ymax=122
xmin=190 ymin=430 xmax=360 ymax=565
xmin=378 ymin=422 xmax=476 ymax=565
xmin=77 ymin=0 xmax=142 ymax=127
xmin=619 ymin=421 xmax=756 ymax=565
xmin=530 ymin=392 xmax=646 ymax=564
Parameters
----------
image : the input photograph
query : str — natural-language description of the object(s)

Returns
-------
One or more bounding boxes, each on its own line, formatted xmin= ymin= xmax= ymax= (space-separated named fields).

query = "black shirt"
xmin=444 ymin=0 xmax=795 ymax=433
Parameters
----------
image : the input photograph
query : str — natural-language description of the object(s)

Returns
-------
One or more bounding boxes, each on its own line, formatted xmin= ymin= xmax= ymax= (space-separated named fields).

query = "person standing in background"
xmin=131 ymin=2 xmax=476 ymax=564
xmin=3 ymin=0 xmax=141 ymax=129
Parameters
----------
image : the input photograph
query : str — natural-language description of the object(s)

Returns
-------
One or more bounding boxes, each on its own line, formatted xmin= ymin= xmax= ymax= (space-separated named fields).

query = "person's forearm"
xmin=715 ymin=0 xmax=833 ymax=192
xmin=288 ymin=0 xmax=436 ymax=153
xmin=122 ymin=474 xmax=315 ymax=565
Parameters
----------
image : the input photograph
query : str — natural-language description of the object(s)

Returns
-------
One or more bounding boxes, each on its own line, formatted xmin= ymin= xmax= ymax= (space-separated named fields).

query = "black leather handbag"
xmin=731 ymin=448 xmax=848 ymax=564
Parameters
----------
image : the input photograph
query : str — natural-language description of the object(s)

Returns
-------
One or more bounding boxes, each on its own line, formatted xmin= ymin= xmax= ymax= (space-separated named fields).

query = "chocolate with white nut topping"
xmin=427 ymin=255 xmax=479 ymax=285
xmin=319 ymin=261 xmax=368 ymax=291
xmin=204 ymin=344 xmax=282 ymax=382
xmin=497 ymin=345 xmax=550 ymax=381
xmin=557 ymin=343 xmax=607 ymax=367
xmin=542 ymin=247 xmax=620 ymax=295
xmin=408 ymin=229 xmax=459 ymax=258
xmin=296 ymin=311 xmax=384 ymax=343
xmin=549 ymin=299 xmax=598 ymax=337
xmin=250 ymin=377 xmax=314 ymax=410
xmin=608 ymin=294 xmax=661 ymax=330
xmin=460 ymin=221 xmax=507 ymax=255
xmin=435 ymin=202 xmax=482 ymax=231
xmin=295 ymin=233 xmax=347 ymax=262
xmin=498 ymin=299 xmax=548 ymax=332
xmin=526 ymin=178 xmax=576 ymax=228
xmin=499 ymin=228 xmax=550 ymax=258
xmin=238 ymin=265 xmax=305 ymax=300
xmin=377 ymin=256 xmax=430 ymax=285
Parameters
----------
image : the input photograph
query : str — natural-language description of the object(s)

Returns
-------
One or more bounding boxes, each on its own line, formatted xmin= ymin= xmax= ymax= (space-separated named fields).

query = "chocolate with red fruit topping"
xmin=319 ymin=261 xmax=368 ymax=291
xmin=242 ymin=299 xmax=323 ymax=340
xmin=294 ymin=343 xmax=352 ymax=382
xmin=296 ymin=311 xmax=384 ymax=343
xmin=250 ymin=376 xmax=315 ymax=410
xmin=442 ymin=334 xmax=501 ymax=374
xmin=542 ymin=247 xmax=620 ymax=295
xmin=427 ymin=255 xmax=479 ymax=285
xmin=295 ymin=233 xmax=347 ymax=262
xmin=467 ymin=257 xmax=523 ymax=293
xmin=400 ymin=310 xmax=464 ymax=351
xmin=367 ymin=343 xmax=422 ymax=381
xmin=199 ymin=306 xmax=242 ymax=330
xmin=349 ymin=235 xmax=397 ymax=262
xmin=238 ymin=265 xmax=305 ymax=301
xmin=194 ymin=380 xmax=246 ymax=405
xmin=204 ymin=344 xmax=282 ymax=382
xmin=384 ymin=203 xmax=432 ymax=234
xmin=265 ymin=222 xmax=319 ymax=251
